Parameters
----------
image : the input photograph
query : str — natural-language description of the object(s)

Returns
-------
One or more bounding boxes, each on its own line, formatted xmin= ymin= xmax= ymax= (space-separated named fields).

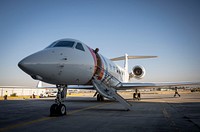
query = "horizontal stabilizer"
xmin=110 ymin=55 xmax=158 ymax=61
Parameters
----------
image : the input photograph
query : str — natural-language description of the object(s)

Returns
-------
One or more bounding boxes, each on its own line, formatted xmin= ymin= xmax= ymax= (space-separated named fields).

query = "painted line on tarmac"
xmin=0 ymin=102 xmax=111 ymax=132
xmin=68 ymin=102 xmax=112 ymax=115
xmin=0 ymin=117 xmax=55 ymax=132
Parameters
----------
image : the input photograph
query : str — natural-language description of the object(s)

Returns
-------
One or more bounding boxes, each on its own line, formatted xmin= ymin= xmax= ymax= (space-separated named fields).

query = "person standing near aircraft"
xmin=31 ymin=92 xmax=36 ymax=98
xmin=174 ymin=87 xmax=180 ymax=97
xmin=4 ymin=91 xmax=8 ymax=100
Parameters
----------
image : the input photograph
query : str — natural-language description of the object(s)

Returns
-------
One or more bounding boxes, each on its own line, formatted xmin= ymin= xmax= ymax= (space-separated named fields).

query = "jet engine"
xmin=129 ymin=65 xmax=145 ymax=79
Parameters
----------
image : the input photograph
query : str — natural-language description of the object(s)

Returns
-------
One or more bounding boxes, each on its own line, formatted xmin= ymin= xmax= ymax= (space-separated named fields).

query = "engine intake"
xmin=129 ymin=65 xmax=145 ymax=79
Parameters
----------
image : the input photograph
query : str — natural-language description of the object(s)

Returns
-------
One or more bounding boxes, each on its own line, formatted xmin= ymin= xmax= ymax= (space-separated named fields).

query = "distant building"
xmin=0 ymin=87 xmax=47 ymax=97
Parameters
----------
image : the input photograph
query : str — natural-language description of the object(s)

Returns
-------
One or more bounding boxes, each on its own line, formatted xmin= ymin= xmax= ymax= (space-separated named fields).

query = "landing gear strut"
xmin=93 ymin=92 xmax=104 ymax=101
xmin=50 ymin=85 xmax=67 ymax=116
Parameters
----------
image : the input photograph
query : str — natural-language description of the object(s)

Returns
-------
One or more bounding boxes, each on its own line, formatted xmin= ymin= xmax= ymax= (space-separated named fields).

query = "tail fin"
xmin=110 ymin=54 xmax=157 ymax=82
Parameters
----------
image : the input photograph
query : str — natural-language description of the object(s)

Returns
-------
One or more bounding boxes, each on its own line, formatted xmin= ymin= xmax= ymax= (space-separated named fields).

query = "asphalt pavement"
xmin=0 ymin=92 xmax=200 ymax=132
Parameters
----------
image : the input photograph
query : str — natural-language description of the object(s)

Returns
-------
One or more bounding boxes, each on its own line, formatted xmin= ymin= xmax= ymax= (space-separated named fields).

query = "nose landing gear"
xmin=50 ymin=85 xmax=67 ymax=116
xmin=50 ymin=103 xmax=66 ymax=116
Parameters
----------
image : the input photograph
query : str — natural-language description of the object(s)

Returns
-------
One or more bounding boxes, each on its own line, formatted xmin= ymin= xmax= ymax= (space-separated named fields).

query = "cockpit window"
xmin=75 ymin=43 xmax=85 ymax=51
xmin=46 ymin=41 xmax=57 ymax=48
xmin=53 ymin=41 xmax=75 ymax=48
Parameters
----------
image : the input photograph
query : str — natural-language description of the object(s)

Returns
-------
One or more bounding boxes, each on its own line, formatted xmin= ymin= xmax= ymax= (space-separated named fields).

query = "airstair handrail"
xmin=95 ymin=66 xmax=122 ymax=88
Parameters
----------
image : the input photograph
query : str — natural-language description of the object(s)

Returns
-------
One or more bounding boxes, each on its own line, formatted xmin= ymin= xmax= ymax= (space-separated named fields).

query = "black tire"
xmin=133 ymin=93 xmax=136 ymax=99
xmin=100 ymin=95 xmax=104 ymax=101
xmin=58 ymin=104 xmax=66 ymax=116
xmin=97 ymin=94 xmax=104 ymax=101
xmin=50 ymin=104 xmax=59 ymax=116
xmin=138 ymin=93 xmax=141 ymax=98
xmin=138 ymin=93 xmax=141 ymax=100
xmin=97 ymin=94 xmax=101 ymax=101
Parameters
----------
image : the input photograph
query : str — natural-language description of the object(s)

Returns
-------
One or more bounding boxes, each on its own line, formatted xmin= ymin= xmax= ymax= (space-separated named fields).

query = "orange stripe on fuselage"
xmin=87 ymin=46 xmax=97 ymax=75
xmin=98 ymin=62 xmax=104 ymax=80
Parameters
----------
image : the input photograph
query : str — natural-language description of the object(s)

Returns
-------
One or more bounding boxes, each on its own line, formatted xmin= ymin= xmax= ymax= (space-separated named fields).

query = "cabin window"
xmin=75 ymin=43 xmax=85 ymax=51
xmin=53 ymin=41 xmax=75 ymax=48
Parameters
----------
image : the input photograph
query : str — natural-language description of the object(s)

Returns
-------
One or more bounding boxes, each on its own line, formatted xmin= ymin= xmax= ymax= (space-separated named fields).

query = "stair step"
xmin=92 ymin=77 xmax=132 ymax=111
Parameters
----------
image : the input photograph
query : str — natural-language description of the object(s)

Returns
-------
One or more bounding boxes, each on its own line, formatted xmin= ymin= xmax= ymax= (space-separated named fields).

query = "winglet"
xmin=37 ymin=81 xmax=43 ymax=88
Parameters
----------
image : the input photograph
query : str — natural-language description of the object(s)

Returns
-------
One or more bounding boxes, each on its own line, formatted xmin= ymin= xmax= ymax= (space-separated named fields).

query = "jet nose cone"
xmin=18 ymin=58 xmax=30 ymax=73
xmin=18 ymin=59 xmax=24 ymax=69
xmin=18 ymin=54 xmax=44 ymax=81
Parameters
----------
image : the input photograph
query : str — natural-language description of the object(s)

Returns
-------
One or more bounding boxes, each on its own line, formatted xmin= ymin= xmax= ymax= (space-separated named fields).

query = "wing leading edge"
xmin=117 ymin=82 xmax=200 ymax=90
xmin=37 ymin=81 xmax=94 ymax=89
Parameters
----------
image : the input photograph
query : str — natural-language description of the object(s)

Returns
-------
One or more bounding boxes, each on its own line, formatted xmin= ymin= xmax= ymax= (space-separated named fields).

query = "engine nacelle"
xmin=129 ymin=65 xmax=146 ymax=79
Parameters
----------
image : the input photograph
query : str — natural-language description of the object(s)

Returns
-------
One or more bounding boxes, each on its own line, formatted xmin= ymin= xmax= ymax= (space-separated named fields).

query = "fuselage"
xmin=18 ymin=39 xmax=126 ymax=85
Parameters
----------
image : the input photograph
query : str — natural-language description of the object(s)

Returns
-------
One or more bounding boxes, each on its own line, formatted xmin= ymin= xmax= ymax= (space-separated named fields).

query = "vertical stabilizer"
xmin=124 ymin=54 xmax=129 ymax=82
xmin=110 ymin=55 xmax=157 ymax=82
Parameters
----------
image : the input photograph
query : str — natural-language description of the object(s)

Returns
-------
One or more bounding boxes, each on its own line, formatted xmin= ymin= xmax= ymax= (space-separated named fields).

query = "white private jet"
xmin=18 ymin=38 xmax=199 ymax=116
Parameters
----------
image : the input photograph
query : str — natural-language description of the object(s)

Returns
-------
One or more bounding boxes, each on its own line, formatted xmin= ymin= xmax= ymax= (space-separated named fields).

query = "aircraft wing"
xmin=37 ymin=81 xmax=94 ymax=90
xmin=36 ymin=81 xmax=199 ymax=90
xmin=37 ymin=85 xmax=94 ymax=90
xmin=68 ymin=85 xmax=94 ymax=90
xmin=116 ymin=82 xmax=200 ymax=90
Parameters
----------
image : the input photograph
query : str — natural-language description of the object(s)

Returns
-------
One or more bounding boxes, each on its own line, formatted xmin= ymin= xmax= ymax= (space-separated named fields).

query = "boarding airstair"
xmin=92 ymin=67 xmax=132 ymax=111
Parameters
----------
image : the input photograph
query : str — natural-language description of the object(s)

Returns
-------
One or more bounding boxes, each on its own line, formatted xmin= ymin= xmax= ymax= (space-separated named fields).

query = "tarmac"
xmin=0 ymin=92 xmax=200 ymax=132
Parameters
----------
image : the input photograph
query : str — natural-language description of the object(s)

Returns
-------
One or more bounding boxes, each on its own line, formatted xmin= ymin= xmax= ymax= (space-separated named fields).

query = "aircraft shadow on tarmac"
xmin=65 ymin=99 xmax=114 ymax=103
xmin=88 ymin=108 xmax=127 ymax=112
xmin=126 ymin=96 xmax=176 ymax=100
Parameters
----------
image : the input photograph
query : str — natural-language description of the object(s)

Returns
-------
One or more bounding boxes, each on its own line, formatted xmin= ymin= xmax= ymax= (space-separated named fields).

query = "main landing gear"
xmin=93 ymin=92 xmax=104 ymax=101
xmin=50 ymin=85 xmax=67 ymax=116
xmin=97 ymin=94 xmax=104 ymax=101
xmin=133 ymin=89 xmax=141 ymax=100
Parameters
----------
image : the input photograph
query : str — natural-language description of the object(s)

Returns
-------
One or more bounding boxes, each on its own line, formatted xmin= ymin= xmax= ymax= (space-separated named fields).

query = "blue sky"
xmin=0 ymin=0 xmax=200 ymax=86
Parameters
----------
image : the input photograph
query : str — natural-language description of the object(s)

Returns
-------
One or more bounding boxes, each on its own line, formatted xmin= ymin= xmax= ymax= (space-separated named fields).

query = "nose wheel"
xmin=50 ymin=103 xmax=66 ymax=116
xmin=50 ymin=85 xmax=67 ymax=116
